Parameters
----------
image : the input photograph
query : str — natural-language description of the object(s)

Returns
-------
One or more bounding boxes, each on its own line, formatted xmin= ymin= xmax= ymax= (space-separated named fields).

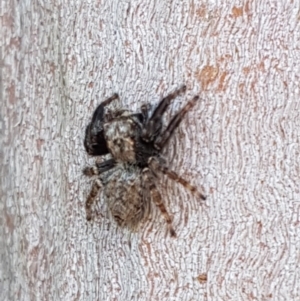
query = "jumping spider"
xmin=83 ymin=85 xmax=206 ymax=237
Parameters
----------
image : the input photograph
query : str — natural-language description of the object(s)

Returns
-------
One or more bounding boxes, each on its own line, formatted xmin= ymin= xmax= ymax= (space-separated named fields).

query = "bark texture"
xmin=1 ymin=0 xmax=300 ymax=300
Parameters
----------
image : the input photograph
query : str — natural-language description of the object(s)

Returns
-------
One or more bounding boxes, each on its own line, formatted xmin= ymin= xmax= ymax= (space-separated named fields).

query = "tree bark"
xmin=1 ymin=1 xmax=300 ymax=300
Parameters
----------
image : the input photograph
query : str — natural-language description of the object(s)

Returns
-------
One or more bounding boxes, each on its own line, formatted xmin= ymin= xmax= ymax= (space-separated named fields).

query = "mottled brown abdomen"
xmin=102 ymin=165 xmax=150 ymax=230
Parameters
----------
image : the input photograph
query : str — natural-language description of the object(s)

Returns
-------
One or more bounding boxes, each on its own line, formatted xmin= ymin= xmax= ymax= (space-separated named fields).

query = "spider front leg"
xmin=142 ymin=168 xmax=176 ymax=237
xmin=90 ymin=93 xmax=119 ymax=127
xmin=154 ymin=95 xmax=199 ymax=150
xmin=148 ymin=157 xmax=206 ymax=201
xmin=83 ymin=158 xmax=116 ymax=221
xmin=141 ymin=85 xmax=186 ymax=142
xmin=84 ymin=93 xmax=119 ymax=156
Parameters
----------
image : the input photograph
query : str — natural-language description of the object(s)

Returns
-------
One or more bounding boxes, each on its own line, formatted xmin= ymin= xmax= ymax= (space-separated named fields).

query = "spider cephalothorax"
xmin=83 ymin=86 xmax=206 ymax=236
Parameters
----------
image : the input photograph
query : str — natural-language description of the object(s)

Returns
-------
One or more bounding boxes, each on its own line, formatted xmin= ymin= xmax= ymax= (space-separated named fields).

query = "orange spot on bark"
xmin=232 ymin=6 xmax=243 ymax=18
xmin=217 ymin=71 xmax=228 ymax=92
xmin=197 ymin=274 xmax=207 ymax=283
xmin=197 ymin=65 xmax=218 ymax=90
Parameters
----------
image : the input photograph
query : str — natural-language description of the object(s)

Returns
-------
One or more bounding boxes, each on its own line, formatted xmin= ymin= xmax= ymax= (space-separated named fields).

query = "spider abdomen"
xmin=102 ymin=166 xmax=150 ymax=230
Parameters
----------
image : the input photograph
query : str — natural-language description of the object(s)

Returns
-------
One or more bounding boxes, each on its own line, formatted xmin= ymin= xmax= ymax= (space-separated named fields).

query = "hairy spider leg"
xmin=142 ymin=168 xmax=177 ymax=237
xmin=83 ymin=159 xmax=117 ymax=220
xmin=148 ymin=157 xmax=206 ymax=201
xmin=154 ymin=95 xmax=199 ymax=150
xmin=141 ymin=85 xmax=186 ymax=142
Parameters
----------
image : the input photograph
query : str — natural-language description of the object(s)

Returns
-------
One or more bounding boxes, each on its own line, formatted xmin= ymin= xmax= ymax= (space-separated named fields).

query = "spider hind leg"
xmin=83 ymin=159 xmax=116 ymax=220
xmin=142 ymin=168 xmax=176 ymax=237
xmin=149 ymin=157 xmax=206 ymax=201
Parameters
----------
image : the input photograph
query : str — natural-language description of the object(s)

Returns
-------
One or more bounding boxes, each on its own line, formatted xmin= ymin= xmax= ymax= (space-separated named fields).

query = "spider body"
xmin=103 ymin=165 xmax=149 ymax=229
xmin=83 ymin=86 xmax=206 ymax=236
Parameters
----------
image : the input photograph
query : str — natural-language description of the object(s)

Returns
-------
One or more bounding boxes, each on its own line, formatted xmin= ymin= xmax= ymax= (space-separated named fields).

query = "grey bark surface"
xmin=1 ymin=1 xmax=300 ymax=300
